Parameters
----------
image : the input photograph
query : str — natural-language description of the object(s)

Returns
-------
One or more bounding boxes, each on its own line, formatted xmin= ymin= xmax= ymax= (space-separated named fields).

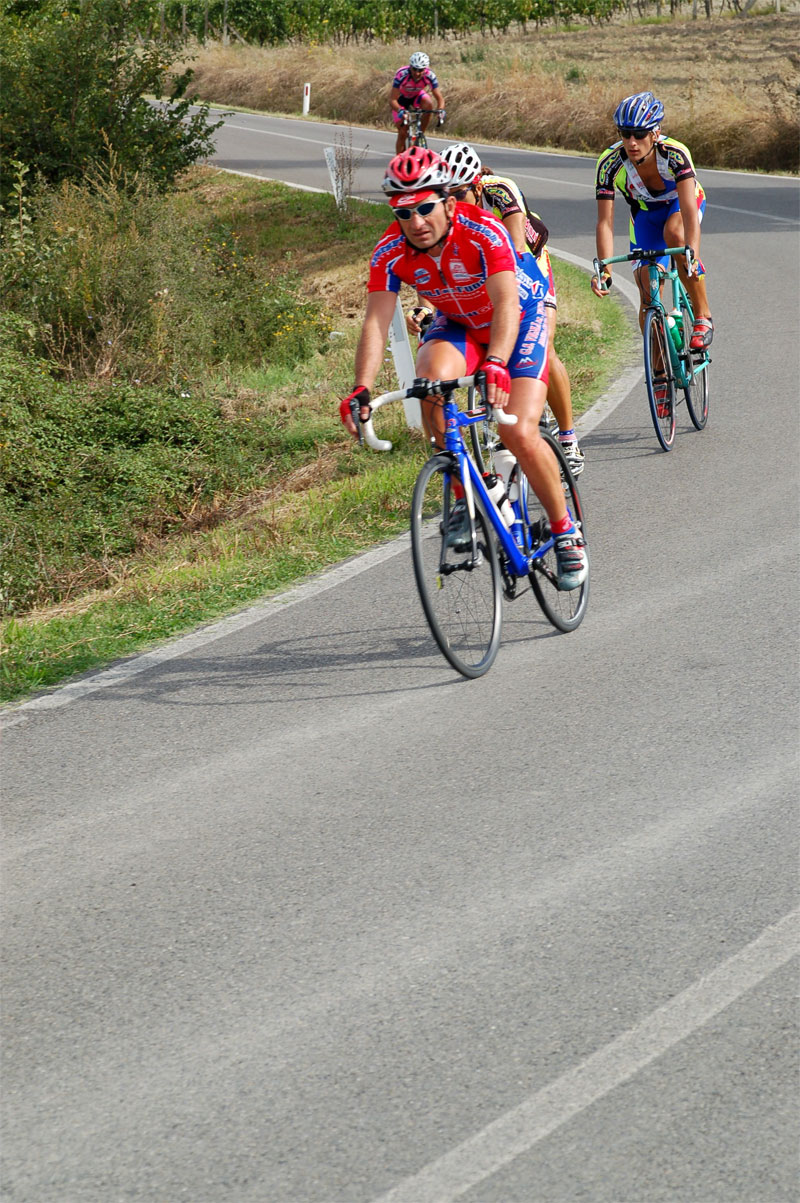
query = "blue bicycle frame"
xmin=443 ymin=395 xmax=563 ymax=577
xmin=360 ymin=374 xmax=588 ymax=674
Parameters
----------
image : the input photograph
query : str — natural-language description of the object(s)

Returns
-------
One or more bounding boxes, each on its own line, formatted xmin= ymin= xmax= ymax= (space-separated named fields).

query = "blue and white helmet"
xmin=613 ymin=91 xmax=664 ymax=131
xmin=409 ymin=52 xmax=430 ymax=70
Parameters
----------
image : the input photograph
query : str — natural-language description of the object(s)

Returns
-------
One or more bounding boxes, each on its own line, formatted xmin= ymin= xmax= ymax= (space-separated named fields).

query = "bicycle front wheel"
xmin=524 ymin=433 xmax=589 ymax=632
xmin=410 ymin=455 xmax=502 ymax=678
xmin=643 ymin=309 xmax=676 ymax=451
xmin=679 ymin=298 xmax=710 ymax=429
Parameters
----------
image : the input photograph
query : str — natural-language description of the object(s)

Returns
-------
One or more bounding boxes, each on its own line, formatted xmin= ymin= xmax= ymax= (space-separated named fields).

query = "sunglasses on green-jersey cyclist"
xmin=392 ymin=196 xmax=448 ymax=220
xmin=617 ymin=126 xmax=653 ymax=139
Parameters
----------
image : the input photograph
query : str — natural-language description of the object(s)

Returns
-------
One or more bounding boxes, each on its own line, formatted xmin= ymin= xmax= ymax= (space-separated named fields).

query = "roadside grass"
xmin=1 ymin=170 xmax=633 ymax=705
xmin=182 ymin=12 xmax=799 ymax=172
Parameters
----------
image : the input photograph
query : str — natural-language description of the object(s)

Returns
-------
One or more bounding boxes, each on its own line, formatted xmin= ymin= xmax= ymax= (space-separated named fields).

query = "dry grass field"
xmin=183 ymin=12 xmax=800 ymax=171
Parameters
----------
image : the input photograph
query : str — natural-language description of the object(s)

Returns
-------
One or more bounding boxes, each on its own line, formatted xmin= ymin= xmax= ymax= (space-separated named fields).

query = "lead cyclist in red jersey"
xmin=390 ymin=52 xmax=445 ymax=155
xmin=338 ymin=147 xmax=587 ymax=591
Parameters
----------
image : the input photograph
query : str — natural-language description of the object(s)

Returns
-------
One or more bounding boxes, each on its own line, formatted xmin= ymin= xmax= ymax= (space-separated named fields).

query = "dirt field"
xmin=183 ymin=12 xmax=800 ymax=171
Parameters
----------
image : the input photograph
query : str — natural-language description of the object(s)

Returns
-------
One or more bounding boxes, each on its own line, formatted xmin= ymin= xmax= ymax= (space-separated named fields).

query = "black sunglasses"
xmin=392 ymin=196 xmax=447 ymax=220
xmin=450 ymin=188 xmax=472 ymax=201
xmin=618 ymin=127 xmax=652 ymax=139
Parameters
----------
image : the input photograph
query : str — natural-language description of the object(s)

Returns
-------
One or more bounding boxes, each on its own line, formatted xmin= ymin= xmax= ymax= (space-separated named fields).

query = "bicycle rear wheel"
xmin=679 ymin=298 xmax=710 ymax=429
xmin=643 ymin=308 xmax=676 ymax=451
xmin=524 ymin=433 xmax=589 ymax=632
xmin=410 ymin=455 xmax=502 ymax=678
xmin=408 ymin=120 xmax=427 ymax=149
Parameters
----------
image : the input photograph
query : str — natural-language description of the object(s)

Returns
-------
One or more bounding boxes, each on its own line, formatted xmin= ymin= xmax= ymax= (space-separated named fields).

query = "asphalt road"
xmin=2 ymin=112 xmax=799 ymax=1202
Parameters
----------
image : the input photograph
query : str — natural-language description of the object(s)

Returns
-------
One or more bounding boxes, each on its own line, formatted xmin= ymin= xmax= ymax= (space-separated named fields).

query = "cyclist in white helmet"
xmin=436 ymin=142 xmax=585 ymax=477
xmin=338 ymin=147 xmax=587 ymax=592
xmin=390 ymin=52 xmax=445 ymax=155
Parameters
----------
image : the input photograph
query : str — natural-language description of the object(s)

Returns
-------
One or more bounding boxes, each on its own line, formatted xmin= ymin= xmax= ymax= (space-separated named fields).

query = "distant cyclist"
xmin=438 ymin=142 xmax=585 ymax=477
xmin=390 ymin=52 xmax=445 ymax=155
xmin=338 ymin=146 xmax=587 ymax=591
xmin=592 ymin=91 xmax=714 ymax=399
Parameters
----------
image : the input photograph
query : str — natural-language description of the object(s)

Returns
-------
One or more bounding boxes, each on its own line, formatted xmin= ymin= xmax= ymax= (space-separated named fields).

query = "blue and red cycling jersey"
xmin=392 ymin=65 xmax=439 ymax=102
xmin=368 ymin=203 xmax=550 ymax=380
xmin=368 ymin=202 xmax=546 ymax=332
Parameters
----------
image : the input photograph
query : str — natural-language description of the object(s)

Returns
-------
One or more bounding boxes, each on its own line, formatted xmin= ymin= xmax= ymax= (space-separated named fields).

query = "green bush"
xmin=0 ymin=170 xmax=332 ymax=383
xmin=0 ymin=300 xmax=332 ymax=613
xmin=0 ymin=0 xmax=220 ymax=201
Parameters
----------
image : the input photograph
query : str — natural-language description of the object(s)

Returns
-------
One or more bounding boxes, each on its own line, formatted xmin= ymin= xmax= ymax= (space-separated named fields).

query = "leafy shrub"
xmin=0 ymin=0 xmax=220 ymax=200
xmin=0 ymin=169 xmax=332 ymax=383
xmin=0 ymin=306 xmax=331 ymax=613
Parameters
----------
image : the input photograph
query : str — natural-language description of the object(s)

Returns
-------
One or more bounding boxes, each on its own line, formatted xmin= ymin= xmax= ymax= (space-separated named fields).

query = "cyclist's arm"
xmin=484 ymin=271 xmax=521 ymax=407
xmin=353 ymin=290 xmax=397 ymax=393
xmin=389 ymin=86 xmax=402 ymax=114
xmin=502 ymin=210 xmax=527 ymax=258
xmin=431 ymin=86 xmax=445 ymax=109
xmin=593 ymin=197 xmax=615 ymax=296
xmin=675 ymin=175 xmax=701 ymax=268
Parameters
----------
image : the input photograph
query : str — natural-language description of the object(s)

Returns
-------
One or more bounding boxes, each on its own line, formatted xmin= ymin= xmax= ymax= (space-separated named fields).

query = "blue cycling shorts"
xmin=629 ymin=193 xmax=706 ymax=275
xmin=421 ymin=308 xmax=549 ymax=384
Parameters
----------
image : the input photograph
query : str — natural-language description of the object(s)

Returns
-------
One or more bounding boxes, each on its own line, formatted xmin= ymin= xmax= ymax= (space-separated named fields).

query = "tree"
xmin=0 ymin=0 xmax=221 ymax=200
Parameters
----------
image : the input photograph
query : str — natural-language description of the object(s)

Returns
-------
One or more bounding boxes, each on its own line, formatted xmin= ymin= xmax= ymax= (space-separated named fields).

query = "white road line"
xmin=371 ymin=910 xmax=799 ymax=1203
xmin=704 ymin=202 xmax=798 ymax=223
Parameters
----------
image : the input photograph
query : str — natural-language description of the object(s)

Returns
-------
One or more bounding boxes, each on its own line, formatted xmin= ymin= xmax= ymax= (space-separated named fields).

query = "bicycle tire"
xmin=410 ymin=454 xmax=502 ymax=678
xmin=679 ymin=298 xmax=710 ymax=430
xmin=524 ymin=432 xmax=589 ymax=632
xmin=643 ymin=308 xmax=676 ymax=451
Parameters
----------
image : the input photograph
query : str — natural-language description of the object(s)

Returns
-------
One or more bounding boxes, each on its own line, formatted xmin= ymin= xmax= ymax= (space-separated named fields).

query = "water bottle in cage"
xmin=482 ymin=473 xmax=515 ymax=528
xmin=493 ymin=447 xmax=519 ymax=502
xmin=666 ymin=310 xmax=684 ymax=354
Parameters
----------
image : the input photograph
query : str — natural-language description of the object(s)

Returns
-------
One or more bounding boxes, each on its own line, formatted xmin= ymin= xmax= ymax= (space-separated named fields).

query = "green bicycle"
xmin=594 ymin=245 xmax=710 ymax=451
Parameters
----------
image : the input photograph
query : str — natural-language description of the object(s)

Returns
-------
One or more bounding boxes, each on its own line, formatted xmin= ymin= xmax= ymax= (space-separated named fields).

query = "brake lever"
xmin=349 ymin=398 xmax=364 ymax=445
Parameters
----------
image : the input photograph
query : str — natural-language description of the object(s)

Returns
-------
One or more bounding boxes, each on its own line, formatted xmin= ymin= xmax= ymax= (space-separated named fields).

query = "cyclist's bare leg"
xmin=633 ymin=263 xmax=663 ymax=330
xmin=543 ymin=308 xmax=573 ymax=434
xmin=632 ymin=263 xmax=670 ymax=382
xmin=663 ymin=210 xmax=711 ymax=320
xmin=497 ymin=377 xmax=570 ymax=528
xmin=394 ymin=119 xmax=408 ymax=155
xmin=415 ymin=338 xmax=467 ymax=447
xmin=418 ymin=94 xmax=435 ymax=135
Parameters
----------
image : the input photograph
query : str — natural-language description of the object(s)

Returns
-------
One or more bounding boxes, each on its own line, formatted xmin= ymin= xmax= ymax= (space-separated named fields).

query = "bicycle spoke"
xmin=410 ymin=456 xmax=502 ymax=677
xmin=679 ymin=299 xmax=710 ymax=429
xmin=643 ymin=308 xmax=676 ymax=450
xmin=524 ymin=434 xmax=588 ymax=632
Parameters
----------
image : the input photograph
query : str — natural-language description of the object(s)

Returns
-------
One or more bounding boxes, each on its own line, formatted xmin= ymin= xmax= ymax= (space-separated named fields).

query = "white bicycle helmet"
xmin=442 ymin=143 xmax=482 ymax=189
xmin=381 ymin=147 xmax=452 ymax=195
xmin=408 ymin=52 xmax=430 ymax=70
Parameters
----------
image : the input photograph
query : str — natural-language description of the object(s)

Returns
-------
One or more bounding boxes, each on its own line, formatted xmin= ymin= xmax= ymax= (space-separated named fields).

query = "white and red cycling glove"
xmin=476 ymin=355 xmax=511 ymax=400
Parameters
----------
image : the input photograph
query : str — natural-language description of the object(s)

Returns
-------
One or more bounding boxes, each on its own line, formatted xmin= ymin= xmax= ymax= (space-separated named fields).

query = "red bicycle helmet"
xmin=382 ymin=147 xmax=452 ymax=196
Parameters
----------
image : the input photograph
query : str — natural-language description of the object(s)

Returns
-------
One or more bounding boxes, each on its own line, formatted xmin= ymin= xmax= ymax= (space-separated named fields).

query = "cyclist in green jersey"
xmin=592 ymin=91 xmax=713 ymax=353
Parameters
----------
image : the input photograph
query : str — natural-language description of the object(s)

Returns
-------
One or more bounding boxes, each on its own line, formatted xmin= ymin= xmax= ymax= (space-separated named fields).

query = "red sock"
xmin=550 ymin=514 xmax=574 ymax=535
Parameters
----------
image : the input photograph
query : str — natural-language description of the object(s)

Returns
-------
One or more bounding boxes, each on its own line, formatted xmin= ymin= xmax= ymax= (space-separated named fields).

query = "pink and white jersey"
xmin=368 ymin=203 xmax=547 ymax=335
xmin=392 ymin=65 xmax=439 ymax=101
